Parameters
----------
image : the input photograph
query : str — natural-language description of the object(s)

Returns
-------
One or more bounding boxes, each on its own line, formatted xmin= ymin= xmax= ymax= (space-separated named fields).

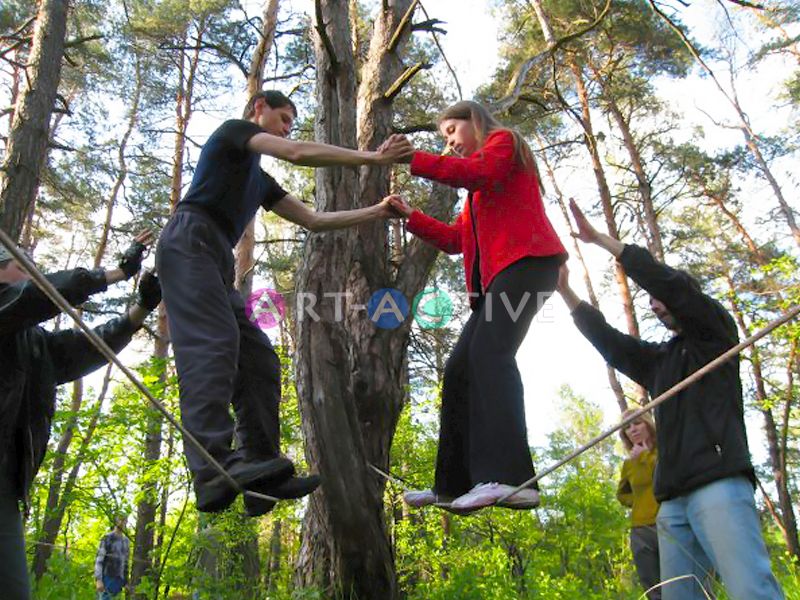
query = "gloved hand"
xmin=136 ymin=271 xmax=162 ymax=311
xmin=118 ymin=230 xmax=154 ymax=279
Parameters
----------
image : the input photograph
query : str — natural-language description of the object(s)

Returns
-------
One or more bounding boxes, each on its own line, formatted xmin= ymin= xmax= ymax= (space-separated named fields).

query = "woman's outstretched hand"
xmin=385 ymin=194 xmax=414 ymax=218
xmin=376 ymin=134 xmax=415 ymax=164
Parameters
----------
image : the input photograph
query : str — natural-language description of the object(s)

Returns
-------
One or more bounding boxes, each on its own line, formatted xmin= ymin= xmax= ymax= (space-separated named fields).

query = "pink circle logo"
xmin=245 ymin=288 xmax=286 ymax=330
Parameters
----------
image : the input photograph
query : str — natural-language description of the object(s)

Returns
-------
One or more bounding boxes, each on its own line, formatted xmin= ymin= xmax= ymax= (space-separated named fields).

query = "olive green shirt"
xmin=617 ymin=449 xmax=659 ymax=527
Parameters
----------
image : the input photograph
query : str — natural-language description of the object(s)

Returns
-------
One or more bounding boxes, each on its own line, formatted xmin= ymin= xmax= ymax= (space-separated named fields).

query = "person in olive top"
xmin=156 ymin=90 xmax=412 ymax=516
xmin=618 ymin=409 xmax=661 ymax=600
xmin=557 ymin=199 xmax=783 ymax=600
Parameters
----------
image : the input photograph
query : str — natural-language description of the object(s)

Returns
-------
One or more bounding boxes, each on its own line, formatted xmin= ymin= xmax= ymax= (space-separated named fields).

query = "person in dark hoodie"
xmin=0 ymin=232 xmax=161 ymax=600
xmin=556 ymin=199 xmax=783 ymax=600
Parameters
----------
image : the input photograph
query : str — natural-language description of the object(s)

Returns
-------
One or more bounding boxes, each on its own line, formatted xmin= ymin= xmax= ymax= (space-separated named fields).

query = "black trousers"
xmin=0 ymin=458 xmax=30 ymax=600
xmin=156 ymin=207 xmax=281 ymax=481
xmin=433 ymin=255 xmax=561 ymax=497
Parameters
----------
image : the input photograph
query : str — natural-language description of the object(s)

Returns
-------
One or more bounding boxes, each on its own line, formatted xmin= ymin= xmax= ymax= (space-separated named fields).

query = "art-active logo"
xmin=245 ymin=287 xmax=453 ymax=331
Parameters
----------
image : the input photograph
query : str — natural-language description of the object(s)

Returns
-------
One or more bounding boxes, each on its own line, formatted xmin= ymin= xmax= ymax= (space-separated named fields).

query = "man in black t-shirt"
xmin=156 ymin=91 xmax=412 ymax=515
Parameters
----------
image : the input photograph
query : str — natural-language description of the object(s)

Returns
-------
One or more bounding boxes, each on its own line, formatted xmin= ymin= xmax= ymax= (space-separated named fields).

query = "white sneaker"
xmin=450 ymin=483 xmax=540 ymax=511
xmin=403 ymin=489 xmax=453 ymax=508
xmin=497 ymin=487 xmax=540 ymax=510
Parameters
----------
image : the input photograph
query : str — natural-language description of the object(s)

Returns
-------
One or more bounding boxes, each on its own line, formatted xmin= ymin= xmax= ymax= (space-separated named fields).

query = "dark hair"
xmin=0 ymin=260 xmax=10 ymax=270
xmin=437 ymin=101 xmax=544 ymax=194
xmin=244 ymin=90 xmax=298 ymax=119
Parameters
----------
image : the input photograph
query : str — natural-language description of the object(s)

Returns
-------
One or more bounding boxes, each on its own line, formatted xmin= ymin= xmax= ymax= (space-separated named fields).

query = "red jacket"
xmin=407 ymin=129 xmax=566 ymax=301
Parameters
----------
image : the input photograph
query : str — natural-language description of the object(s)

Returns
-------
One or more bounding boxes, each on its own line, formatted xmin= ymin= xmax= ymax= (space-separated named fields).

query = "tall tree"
xmin=0 ymin=0 xmax=68 ymax=241
xmin=294 ymin=1 xmax=457 ymax=596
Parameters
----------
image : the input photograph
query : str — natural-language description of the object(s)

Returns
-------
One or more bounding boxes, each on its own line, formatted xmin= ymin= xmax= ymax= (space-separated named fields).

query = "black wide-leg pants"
xmin=156 ymin=206 xmax=281 ymax=482
xmin=433 ymin=255 xmax=561 ymax=497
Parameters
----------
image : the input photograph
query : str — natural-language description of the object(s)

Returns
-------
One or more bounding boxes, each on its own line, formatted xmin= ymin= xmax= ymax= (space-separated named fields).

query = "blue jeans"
xmin=656 ymin=476 xmax=784 ymax=600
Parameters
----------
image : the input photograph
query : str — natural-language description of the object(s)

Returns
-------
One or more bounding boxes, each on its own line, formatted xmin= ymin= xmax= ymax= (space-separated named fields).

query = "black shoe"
xmin=244 ymin=474 xmax=322 ymax=517
xmin=195 ymin=457 xmax=294 ymax=513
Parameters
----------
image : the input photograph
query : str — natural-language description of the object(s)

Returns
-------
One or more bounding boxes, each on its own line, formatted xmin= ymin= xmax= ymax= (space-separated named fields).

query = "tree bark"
xmin=0 ymin=0 xmax=69 ymax=241
xmin=294 ymin=1 xmax=453 ymax=597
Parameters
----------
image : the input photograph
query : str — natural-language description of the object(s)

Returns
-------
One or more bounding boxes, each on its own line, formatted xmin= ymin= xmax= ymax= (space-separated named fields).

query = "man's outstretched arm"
xmin=247 ymin=133 xmax=413 ymax=167
xmin=271 ymin=193 xmax=398 ymax=232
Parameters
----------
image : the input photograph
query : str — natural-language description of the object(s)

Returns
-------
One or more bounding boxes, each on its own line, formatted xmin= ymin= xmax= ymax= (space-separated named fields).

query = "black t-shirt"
xmin=180 ymin=119 xmax=289 ymax=246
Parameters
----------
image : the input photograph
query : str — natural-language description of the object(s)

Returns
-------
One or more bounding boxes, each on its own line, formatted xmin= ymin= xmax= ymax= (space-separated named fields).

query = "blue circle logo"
xmin=367 ymin=288 xmax=409 ymax=329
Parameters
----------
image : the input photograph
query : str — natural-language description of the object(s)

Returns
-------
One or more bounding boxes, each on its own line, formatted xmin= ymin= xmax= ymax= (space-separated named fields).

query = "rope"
xmin=497 ymin=304 xmax=800 ymax=504
xmin=0 ymin=227 xmax=278 ymax=504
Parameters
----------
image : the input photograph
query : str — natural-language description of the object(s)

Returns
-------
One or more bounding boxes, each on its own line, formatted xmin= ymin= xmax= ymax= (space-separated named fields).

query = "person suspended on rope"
xmin=618 ymin=409 xmax=662 ymax=600
xmin=94 ymin=514 xmax=130 ymax=599
xmin=0 ymin=231 xmax=161 ymax=600
xmin=557 ymin=198 xmax=784 ymax=600
xmin=382 ymin=100 xmax=567 ymax=512
xmin=154 ymin=90 xmax=414 ymax=516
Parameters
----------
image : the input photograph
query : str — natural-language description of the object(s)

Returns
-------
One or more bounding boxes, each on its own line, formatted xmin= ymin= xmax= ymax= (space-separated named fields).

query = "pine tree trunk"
xmin=0 ymin=0 xmax=68 ymax=241
xmin=294 ymin=1 xmax=454 ymax=596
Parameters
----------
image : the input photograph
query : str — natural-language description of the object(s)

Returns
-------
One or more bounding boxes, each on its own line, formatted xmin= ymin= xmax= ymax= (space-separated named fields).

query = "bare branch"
xmin=64 ymin=34 xmax=104 ymax=49
xmin=387 ymin=0 xmax=420 ymax=53
xmin=392 ymin=122 xmax=437 ymax=134
xmin=492 ymin=0 xmax=612 ymax=113
xmin=383 ymin=61 xmax=431 ymax=101
xmin=411 ymin=18 xmax=446 ymax=35
xmin=418 ymin=1 xmax=462 ymax=99
xmin=263 ymin=65 xmax=314 ymax=82
xmin=725 ymin=0 xmax=764 ymax=8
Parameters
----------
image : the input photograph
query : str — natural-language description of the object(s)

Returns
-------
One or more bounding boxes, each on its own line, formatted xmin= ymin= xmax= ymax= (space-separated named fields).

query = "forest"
xmin=1 ymin=0 xmax=800 ymax=598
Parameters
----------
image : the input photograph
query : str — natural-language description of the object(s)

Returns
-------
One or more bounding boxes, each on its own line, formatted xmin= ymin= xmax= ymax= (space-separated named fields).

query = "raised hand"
xmin=118 ymin=229 xmax=155 ymax=279
xmin=569 ymin=198 xmax=601 ymax=245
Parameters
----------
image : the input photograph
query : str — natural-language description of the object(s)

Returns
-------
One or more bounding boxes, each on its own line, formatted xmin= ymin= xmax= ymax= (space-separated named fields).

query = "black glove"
xmin=118 ymin=240 xmax=148 ymax=279
xmin=136 ymin=271 xmax=162 ymax=311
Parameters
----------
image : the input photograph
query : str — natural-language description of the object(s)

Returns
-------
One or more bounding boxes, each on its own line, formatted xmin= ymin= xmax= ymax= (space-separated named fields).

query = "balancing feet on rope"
xmin=194 ymin=456 xmax=294 ymax=513
xmin=244 ymin=473 xmax=322 ymax=517
xmin=403 ymin=483 xmax=540 ymax=514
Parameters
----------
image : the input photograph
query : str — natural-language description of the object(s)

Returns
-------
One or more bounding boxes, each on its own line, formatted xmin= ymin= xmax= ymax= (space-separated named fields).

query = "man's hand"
xmin=385 ymin=194 xmax=414 ymax=218
xmin=375 ymin=134 xmax=414 ymax=165
xmin=556 ymin=263 xmax=582 ymax=311
xmin=136 ymin=271 xmax=162 ymax=311
xmin=556 ymin=263 xmax=570 ymax=294
xmin=95 ymin=579 xmax=105 ymax=593
xmin=568 ymin=198 xmax=625 ymax=257
xmin=118 ymin=229 xmax=155 ymax=279
xmin=569 ymin=199 xmax=602 ymax=244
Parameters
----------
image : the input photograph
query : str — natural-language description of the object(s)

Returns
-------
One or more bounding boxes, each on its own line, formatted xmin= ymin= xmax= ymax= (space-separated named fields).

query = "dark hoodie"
xmin=0 ymin=268 xmax=137 ymax=505
xmin=571 ymin=244 xmax=754 ymax=501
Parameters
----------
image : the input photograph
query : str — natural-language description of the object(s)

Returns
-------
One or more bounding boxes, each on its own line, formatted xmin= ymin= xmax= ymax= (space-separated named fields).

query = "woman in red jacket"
xmin=388 ymin=101 xmax=567 ymax=512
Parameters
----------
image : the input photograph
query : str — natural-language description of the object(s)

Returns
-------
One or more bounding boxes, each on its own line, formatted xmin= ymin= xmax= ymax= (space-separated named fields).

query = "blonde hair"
xmin=437 ymin=101 xmax=544 ymax=193
xmin=619 ymin=408 xmax=657 ymax=451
